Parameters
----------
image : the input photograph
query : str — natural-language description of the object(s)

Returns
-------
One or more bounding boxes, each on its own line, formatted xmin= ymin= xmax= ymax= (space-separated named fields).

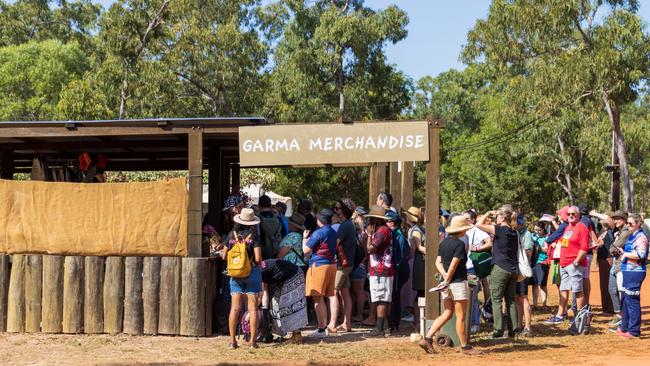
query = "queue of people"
xmin=207 ymin=192 xmax=648 ymax=353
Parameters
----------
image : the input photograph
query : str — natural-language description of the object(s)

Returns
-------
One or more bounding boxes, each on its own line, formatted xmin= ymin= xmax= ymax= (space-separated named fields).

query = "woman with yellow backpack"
xmin=223 ymin=207 xmax=263 ymax=349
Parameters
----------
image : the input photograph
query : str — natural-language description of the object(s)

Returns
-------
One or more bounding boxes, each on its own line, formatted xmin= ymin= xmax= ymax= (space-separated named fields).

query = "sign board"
xmin=238 ymin=121 xmax=430 ymax=167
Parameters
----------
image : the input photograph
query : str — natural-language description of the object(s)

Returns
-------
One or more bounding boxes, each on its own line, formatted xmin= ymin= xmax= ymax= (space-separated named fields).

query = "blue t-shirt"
xmin=622 ymin=230 xmax=648 ymax=273
xmin=306 ymin=224 xmax=338 ymax=266
xmin=531 ymin=233 xmax=548 ymax=264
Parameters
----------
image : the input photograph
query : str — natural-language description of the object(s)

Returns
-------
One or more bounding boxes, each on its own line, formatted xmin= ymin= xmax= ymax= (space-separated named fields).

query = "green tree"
xmin=462 ymin=0 xmax=650 ymax=211
xmin=0 ymin=40 xmax=87 ymax=120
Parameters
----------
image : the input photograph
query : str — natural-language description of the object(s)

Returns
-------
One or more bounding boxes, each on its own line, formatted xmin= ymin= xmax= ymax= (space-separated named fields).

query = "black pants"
xmin=388 ymin=269 xmax=409 ymax=329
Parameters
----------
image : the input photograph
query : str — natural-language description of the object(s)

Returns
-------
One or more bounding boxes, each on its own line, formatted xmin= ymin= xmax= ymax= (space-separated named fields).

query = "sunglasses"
xmin=626 ymin=221 xmax=636 ymax=226
xmin=333 ymin=206 xmax=342 ymax=211
xmin=567 ymin=212 xmax=578 ymax=216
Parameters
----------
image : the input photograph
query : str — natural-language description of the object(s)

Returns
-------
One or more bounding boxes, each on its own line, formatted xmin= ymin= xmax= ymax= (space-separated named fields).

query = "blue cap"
xmin=385 ymin=210 xmax=401 ymax=223
xmin=516 ymin=214 xmax=526 ymax=226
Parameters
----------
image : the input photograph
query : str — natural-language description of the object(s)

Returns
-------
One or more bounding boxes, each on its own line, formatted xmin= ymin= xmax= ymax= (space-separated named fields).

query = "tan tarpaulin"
xmin=0 ymin=178 xmax=188 ymax=256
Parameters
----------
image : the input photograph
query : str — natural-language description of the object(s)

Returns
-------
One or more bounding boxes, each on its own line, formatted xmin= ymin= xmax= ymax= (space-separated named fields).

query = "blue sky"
xmin=93 ymin=0 xmax=649 ymax=82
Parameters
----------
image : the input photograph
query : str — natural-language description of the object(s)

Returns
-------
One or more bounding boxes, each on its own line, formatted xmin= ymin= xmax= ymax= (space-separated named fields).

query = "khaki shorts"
xmin=334 ymin=266 xmax=353 ymax=290
xmin=560 ymin=264 xmax=584 ymax=293
xmin=441 ymin=281 xmax=469 ymax=301
xmin=369 ymin=275 xmax=394 ymax=303
xmin=306 ymin=264 xmax=336 ymax=298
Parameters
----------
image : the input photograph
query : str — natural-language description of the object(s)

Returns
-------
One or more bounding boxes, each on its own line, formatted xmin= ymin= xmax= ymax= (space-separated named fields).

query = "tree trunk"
xmin=603 ymin=91 xmax=634 ymax=211
xmin=555 ymin=135 xmax=574 ymax=204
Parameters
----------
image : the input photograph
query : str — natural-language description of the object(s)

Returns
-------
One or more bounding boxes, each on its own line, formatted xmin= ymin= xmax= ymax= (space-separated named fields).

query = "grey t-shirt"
xmin=337 ymin=219 xmax=357 ymax=266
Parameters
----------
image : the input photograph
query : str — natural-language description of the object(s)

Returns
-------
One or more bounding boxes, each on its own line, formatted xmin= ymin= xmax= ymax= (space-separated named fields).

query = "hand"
xmin=365 ymin=224 xmax=375 ymax=237
xmin=589 ymin=209 xmax=598 ymax=217
xmin=303 ymin=230 xmax=310 ymax=239
xmin=442 ymin=272 xmax=449 ymax=281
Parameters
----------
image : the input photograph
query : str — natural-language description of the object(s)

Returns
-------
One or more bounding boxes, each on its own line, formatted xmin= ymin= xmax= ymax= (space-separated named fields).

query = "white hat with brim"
xmin=365 ymin=205 xmax=389 ymax=220
xmin=233 ymin=207 xmax=260 ymax=226
xmin=446 ymin=216 xmax=473 ymax=234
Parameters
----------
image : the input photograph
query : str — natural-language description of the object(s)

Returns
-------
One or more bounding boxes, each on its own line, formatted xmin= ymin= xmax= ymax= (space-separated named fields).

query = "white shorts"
xmin=442 ymin=281 xmax=469 ymax=301
xmin=369 ymin=275 xmax=394 ymax=303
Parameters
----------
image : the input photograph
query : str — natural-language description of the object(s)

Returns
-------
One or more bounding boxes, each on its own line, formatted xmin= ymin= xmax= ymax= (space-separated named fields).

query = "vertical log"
xmin=123 ymin=257 xmax=144 ymax=335
xmin=187 ymin=127 xmax=204 ymax=257
xmin=368 ymin=163 xmax=377 ymax=208
xmin=7 ymin=254 xmax=25 ymax=332
xmin=42 ymin=255 xmax=64 ymax=333
xmin=24 ymin=255 xmax=43 ymax=332
xmin=425 ymin=122 xmax=441 ymax=319
xmin=401 ymin=161 xmax=414 ymax=210
xmin=376 ymin=162 xmax=387 ymax=197
xmin=84 ymin=256 xmax=105 ymax=334
xmin=0 ymin=255 xmax=10 ymax=332
xmin=180 ymin=257 xmax=206 ymax=336
xmin=143 ymin=257 xmax=161 ymax=335
xmin=389 ymin=162 xmax=401 ymax=211
xmin=158 ymin=257 xmax=181 ymax=335
xmin=204 ymin=259 xmax=215 ymax=336
xmin=62 ymin=256 xmax=84 ymax=334
xmin=103 ymin=256 xmax=125 ymax=334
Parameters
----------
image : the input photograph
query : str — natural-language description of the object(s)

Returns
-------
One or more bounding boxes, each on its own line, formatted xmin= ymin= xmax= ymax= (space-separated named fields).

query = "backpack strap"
xmin=289 ymin=247 xmax=307 ymax=266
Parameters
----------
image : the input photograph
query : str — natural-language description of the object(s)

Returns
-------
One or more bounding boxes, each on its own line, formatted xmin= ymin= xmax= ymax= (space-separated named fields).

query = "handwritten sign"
xmin=238 ymin=121 xmax=430 ymax=167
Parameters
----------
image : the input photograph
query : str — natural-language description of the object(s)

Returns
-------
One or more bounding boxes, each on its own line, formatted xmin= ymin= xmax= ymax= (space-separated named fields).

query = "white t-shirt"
xmin=464 ymin=226 xmax=490 ymax=270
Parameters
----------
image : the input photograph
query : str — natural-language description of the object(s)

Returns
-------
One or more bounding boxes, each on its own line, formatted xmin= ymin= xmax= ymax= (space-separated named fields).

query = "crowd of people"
xmin=205 ymin=192 xmax=648 ymax=354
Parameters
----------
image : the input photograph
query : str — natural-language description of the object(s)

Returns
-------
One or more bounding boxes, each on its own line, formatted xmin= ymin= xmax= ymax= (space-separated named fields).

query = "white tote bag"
xmin=516 ymin=232 xmax=533 ymax=281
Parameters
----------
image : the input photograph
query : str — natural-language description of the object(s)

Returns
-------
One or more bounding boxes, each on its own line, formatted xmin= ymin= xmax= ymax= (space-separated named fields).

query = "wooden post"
xmin=42 ymin=255 xmax=64 ymax=333
xmin=158 ymin=257 xmax=181 ymax=335
xmin=84 ymin=256 xmax=105 ymax=334
xmin=188 ymin=127 xmax=204 ymax=257
xmin=425 ymin=121 xmax=442 ymax=319
xmin=401 ymin=161 xmax=414 ymax=210
xmin=231 ymin=162 xmax=240 ymax=193
xmin=62 ymin=256 xmax=84 ymax=334
xmin=7 ymin=254 xmax=25 ymax=332
xmin=389 ymin=162 xmax=401 ymax=211
xmin=180 ymin=257 xmax=206 ymax=336
xmin=376 ymin=162 xmax=387 ymax=197
xmin=124 ymin=257 xmax=144 ymax=335
xmin=143 ymin=257 xmax=161 ymax=335
xmin=24 ymin=255 xmax=43 ymax=332
xmin=204 ymin=259 xmax=216 ymax=336
xmin=0 ymin=255 xmax=9 ymax=332
xmin=368 ymin=163 xmax=377 ymax=208
xmin=103 ymin=256 xmax=125 ymax=334
xmin=208 ymin=144 xmax=220 ymax=233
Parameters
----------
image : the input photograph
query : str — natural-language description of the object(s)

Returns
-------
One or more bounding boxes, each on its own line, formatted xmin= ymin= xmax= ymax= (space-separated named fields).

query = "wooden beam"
xmin=376 ymin=162 xmax=387 ymax=198
xmin=231 ymin=162 xmax=240 ymax=193
xmin=188 ymin=127 xmax=204 ymax=257
xmin=389 ymin=162 xmax=401 ymax=211
xmin=368 ymin=164 xmax=377 ymax=207
xmin=425 ymin=122 xmax=441 ymax=319
xmin=401 ymin=161 xmax=414 ymax=210
xmin=208 ymin=144 xmax=222 ymax=236
xmin=0 ymin=126 xmax=238 ymax=139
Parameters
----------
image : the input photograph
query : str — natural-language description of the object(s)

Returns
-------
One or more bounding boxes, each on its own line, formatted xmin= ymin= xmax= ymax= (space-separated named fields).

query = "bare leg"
xmin=575 ymin=291 xmax=585 ymax=310
xmin=247 ymin=294 xmax=259 ymax=346
xmin=339 ymin=287 xmax=353 ymax=330
xmin=314 ymin=296 xmax=327 ymax=329
xmin=229 ymin=293 xmax=242 ymax=346
xmin=556 ymin=290 xmax=568 ymax=317
xmin=516 ymin=296 xmax=524 ymax=329
xmin=540 ymin=285 xmax=547 ymax=307
xmin=351 ymin=281 xmax=365 ymax=321
xmin=425 ymin=298 xmax=454 ymax=338
xmin=583 ymin=278 xmax=591 ymax=306
xmin=454 ymin=299 xmax=469 ymax=347
xmin=532 ymin=286 xmax=539 ymax=307
xmin=522 ymin=295 xmax=531 ymax=330
xmin=362 ymin=303 xmax=376 ymax=325
xmin=327 ymin=293 xmax=340 ymax=331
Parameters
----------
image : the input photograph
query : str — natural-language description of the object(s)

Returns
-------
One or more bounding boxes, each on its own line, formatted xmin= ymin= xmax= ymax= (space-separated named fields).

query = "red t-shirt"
xmin=559 ymin=222 xmax=590 ymax=267
xmin=368 ymin=225 xmax=394 ymax=277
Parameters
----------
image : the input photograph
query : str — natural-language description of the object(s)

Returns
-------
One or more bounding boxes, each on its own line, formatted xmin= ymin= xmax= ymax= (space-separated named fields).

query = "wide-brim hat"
xmin=288 ymin=212 xmax=306 ymax=231
xmin=233 ymin=207 xmax=260 ymax=226
xmin=405 ymin=206 xmax=421 ymax=221
xmin=446 ymin=216 xmax=473 ymax=234
xmin=609 ymin=210 xmax=628 ymax=220
xmin=365 ymin=205 xmax=388 ymax=220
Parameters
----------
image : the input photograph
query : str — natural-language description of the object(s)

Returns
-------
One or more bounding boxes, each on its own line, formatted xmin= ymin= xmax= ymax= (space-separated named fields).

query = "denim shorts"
xmin=229 ymin=265 xmax=262 ymax=294
xmin=350 ymin=265 xmax=366 ymax=282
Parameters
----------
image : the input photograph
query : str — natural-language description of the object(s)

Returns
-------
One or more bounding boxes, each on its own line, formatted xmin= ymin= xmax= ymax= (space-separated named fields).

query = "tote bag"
xmin=516 ymin=232 xmax=533 ymax=282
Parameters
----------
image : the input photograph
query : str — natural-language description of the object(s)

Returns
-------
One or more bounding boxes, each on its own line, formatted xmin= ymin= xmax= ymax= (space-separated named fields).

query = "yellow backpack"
xmin=227 ymin=231 xmax=252 ymax=278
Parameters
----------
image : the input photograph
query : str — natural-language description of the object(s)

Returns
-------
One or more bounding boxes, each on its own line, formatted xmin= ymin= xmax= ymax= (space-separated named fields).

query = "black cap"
xmin=317 ymin=208 xmax=333 ymax=225
xmin=578 ymin=203 xmax=589 ymax=215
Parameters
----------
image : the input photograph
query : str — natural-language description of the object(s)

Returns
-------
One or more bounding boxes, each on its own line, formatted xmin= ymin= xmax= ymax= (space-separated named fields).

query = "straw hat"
xmin=609 ymin=210 xmax=628 ymax=220
xmin=445 ymin=216 xmax=473 ymax=234
xmin=405 ymin=206 xmax=421 ymax=222
xmin=288 ymin=212 xmax=306 ymax=231
xmin=233 ymin=207 xmax=260 ymax=226
xmin=365 ymin=205 xmax=388 ymax=220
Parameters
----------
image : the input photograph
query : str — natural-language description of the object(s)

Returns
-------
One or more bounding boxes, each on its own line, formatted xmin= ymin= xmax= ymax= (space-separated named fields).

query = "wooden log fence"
xmin=0 ymin=254 xmax=217 ymax=336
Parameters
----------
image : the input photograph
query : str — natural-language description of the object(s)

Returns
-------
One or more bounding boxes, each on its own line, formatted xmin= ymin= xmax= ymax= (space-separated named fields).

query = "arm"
xmin=435 ymin=256 xmax=445 ymax=277
xmin=476 ymin=212 xmax=496 ymax=235
xmin=253 ymin=246 xmax=263 ymax=264
xmin=589 ymin=210 xmax=609 ymax=222
xmin=622 ymin=236 xmax=648 ymax=260
xmin=546 ymin=222 xmax=567 ymax=243
xmin=444 ymin=257 xmax=461 ymax=282
xmin=476 ymin=236 xmax=493 ymax=252
xmin=409 ymin=231 xmax=421 ymax=258
xmin=366 ymin=224 xmax=377 ymax=254
xmin=302 ymin=230 xmax=312 ymax=255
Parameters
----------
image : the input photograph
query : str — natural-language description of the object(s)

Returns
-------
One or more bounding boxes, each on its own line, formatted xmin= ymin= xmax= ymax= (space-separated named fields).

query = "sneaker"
xmin=544 ymin=315 xmax=564 ymax=325
xmin=608 ymin=315 xmax=622 ymax=325
xmin=470 ymin=325 xmax=480 ymax=334
xmin=491 ymin=331 xmax=505 ymax=339
xmin=615 ymin=328 xmax=624 ymax=336
xmin=306 ymin=329 xmax=327 ymax=338
xmin=401 ymin=314 xmax=415 ymax=322
xmin=365 ymin=329 xmax=386 ymax=338
xmin=419 ymin=338 xmax=435 ymax=354
xmin=460 ymin=345 xmax=483 ymax=355
xmin=519 ymin=328 xmax=533 ymax=338
xmin=228 ymin=341 xmax=238 ymax=350
xmin=619 ymin=331 xmax=637 ymax=339
xmin=608 ymin=326 xmax=620 ymax=333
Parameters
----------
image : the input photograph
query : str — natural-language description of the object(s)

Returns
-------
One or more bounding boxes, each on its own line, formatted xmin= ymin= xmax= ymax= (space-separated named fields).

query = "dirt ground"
xmin=1 ymin=265 xmax=649 ymax=366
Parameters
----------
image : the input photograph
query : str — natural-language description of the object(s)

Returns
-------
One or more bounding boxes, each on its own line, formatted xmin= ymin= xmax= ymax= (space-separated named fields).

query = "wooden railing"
xmin=0 ymin=255 xmax=218 ymax=336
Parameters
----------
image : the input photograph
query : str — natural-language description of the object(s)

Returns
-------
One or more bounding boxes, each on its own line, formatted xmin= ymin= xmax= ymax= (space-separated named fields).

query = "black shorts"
xmin=532 ymin=263 xmax=550 ymax=286
xmin=516 ymin=279 xmax=529 ymax=296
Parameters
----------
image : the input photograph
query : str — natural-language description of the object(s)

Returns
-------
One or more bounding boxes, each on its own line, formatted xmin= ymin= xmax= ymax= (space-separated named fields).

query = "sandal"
xmin=228 ymin=341 xmax=238 ymax=350
xmin=336 ymin=324 xmax=352 ymax=332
